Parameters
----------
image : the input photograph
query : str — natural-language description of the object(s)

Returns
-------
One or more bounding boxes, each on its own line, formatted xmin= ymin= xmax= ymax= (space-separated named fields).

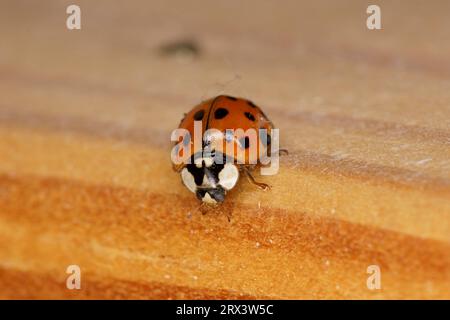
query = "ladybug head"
xmin=180 ymin=153 xmax=239 ymax=204
xmin=195 ymin=186 xmax=226 ymax=204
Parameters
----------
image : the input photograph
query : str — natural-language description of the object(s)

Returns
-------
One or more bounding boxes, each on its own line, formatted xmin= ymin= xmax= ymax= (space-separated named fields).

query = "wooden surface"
xmin=1 ymin=0 xmax=450 ymax=299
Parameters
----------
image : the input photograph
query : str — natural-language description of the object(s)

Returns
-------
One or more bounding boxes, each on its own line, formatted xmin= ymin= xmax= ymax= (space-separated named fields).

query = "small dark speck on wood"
xmin=158 ymin=39 xmax=201 ymax=62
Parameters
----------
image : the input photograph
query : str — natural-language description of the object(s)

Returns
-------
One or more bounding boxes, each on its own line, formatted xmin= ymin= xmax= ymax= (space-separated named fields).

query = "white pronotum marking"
xmin=181 ymin=168 xmax=197 ymax=193
xmin=218 ymin=163 xmax=239 ymax=190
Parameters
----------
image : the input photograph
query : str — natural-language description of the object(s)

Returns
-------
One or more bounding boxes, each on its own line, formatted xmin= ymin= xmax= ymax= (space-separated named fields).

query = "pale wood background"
xmin=0 ymin=0 xmax=449 ymax=299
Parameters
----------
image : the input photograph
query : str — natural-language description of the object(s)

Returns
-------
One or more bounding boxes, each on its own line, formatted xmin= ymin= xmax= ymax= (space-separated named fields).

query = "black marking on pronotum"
xmin=186 ymin=162 xmax=205 ymax=186
xmin=240 ymin=136 xmax=250 ymax=149
xmin=193 ymin=109 xmax=204 ymax=121
xmin=186 ymin=153 xmax=227 ymax=187
xmin=205 ymin=162 xmax=224 ymax=183
xmin=225 ymin=95 xmax=238 ymax=101
xmin=214 ymin=108 xmax=229 ymax=119
xmin=247 ymin=100 xmax=257 ymax=108
xmin=244 ymin=112 xmax=255 ymax=121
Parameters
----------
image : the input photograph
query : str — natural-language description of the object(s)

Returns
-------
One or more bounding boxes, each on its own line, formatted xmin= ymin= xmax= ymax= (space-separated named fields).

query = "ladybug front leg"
xmin=172 ymin=163 xmax=185 ymax=172
xmin=240 ymin=165 xmax=271 ymax=191
xmin=267 ymin=148 xmax=289 ymax=157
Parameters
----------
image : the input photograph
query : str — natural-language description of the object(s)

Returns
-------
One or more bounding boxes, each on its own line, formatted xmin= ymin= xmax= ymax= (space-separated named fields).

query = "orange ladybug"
xmin=172 ymin=95 xmax=283 ymax=204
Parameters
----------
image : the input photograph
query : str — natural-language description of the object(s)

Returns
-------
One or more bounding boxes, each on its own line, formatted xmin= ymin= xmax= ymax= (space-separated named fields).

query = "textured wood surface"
xmin=0 ymin=0 xmax=449 ymax=299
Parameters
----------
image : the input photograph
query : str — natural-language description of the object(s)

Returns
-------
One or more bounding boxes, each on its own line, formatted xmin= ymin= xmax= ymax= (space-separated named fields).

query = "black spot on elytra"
xmin=214 ymin=108 xmax=229 ymax=119
xmin=193 ymin=109 xmax=204 ymax=121
xmin=240 ymin=136 xmax=250 ymax=149
xmin=225 ymin=95 xmax=238 ymax=101
xmin=247 ymin=100 xmax=257 ymax=108
xmin=260 ymin=130 xmax=271 ymax=146
xmin=244 ymin=112 xmax=255 ymax=121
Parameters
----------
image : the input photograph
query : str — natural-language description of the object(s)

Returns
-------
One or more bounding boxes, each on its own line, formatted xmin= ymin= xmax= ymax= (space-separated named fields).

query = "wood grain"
xmin=0 ymin=0 xmax=449 ymax=299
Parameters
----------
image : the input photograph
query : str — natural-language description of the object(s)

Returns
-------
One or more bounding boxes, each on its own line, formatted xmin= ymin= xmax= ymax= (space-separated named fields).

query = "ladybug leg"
xmin=241 ymin=166 xmax=271 ymax=191
xmin=197 ymin=201 xmax=232 ymax=221
xmin=266 ymin=148 xmax=288 ymax=157
xmin=220 ymin=204 xmax=232 ymax=222
xmin=198 ymin=202 xmax=209 ymax=215
xmin=196 ymin=202 xmax=214 ymax=215
xmin=172 ymin=163 xmax=185 ymax=172
xmin=269 ymin=148 xmax=289 ymax=156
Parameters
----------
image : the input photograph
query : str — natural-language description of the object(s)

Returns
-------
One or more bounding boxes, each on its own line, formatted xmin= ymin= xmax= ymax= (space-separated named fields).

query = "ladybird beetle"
xmin=172 ymin=95 xmax=284 ymax=204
